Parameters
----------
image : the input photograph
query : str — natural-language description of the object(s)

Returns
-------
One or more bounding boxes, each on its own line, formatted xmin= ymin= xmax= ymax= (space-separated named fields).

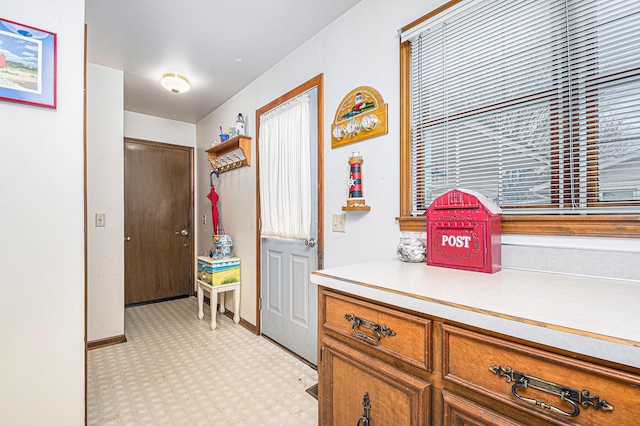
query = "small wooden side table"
xmin=197 ymin=280 xmax=240 ymax=330
xmin=196 ymin=256 xmax=241 ymax=330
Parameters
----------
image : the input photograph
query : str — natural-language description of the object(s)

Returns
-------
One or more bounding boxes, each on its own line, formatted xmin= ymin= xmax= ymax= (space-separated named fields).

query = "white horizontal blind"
xmin=407 ymin=0 xmax=640 ymax=215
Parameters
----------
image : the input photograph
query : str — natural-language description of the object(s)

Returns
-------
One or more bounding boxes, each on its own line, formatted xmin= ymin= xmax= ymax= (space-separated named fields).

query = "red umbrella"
xmin=207 ymin=171 xmax=219 ymax=235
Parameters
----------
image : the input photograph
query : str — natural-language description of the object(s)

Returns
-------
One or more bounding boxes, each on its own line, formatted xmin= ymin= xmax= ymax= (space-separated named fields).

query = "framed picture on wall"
xmin=0 ymin=18 xmax=56 ymax=108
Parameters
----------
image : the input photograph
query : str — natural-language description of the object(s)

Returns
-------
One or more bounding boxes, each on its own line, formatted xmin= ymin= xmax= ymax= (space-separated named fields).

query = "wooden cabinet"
xmin=320 ymin=336 xmax=431 ymax=425
xmin=318 ymin=286 xmax=640 ymax=425
xmin=319 ymin=287 xmax=432 ymax=425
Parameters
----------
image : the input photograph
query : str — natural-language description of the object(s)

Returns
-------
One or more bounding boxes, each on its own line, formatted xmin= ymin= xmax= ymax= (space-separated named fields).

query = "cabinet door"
xmin=442 ymin=390 xmax=526 ymax=426
xmin=320 ymin=336 xmax=431 ymax=425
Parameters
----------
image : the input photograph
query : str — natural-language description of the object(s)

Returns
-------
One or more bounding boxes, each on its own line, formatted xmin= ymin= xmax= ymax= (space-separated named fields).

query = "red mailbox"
xmin=426 ymin=189 xmax=501 ymax=273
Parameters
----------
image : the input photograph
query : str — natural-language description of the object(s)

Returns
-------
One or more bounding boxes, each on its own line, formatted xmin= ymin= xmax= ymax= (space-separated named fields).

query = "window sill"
xmin=397 ymin=214 xmax=640 ymax=238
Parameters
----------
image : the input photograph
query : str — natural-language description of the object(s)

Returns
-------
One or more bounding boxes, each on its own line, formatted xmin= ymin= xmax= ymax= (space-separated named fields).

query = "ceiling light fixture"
xmin=161 ymin=72 xmax=190 ymax=94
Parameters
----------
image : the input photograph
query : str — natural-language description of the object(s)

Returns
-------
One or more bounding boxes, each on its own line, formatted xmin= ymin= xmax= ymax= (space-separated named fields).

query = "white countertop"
xmin=311 ymin=259 xmax=640 ymax=369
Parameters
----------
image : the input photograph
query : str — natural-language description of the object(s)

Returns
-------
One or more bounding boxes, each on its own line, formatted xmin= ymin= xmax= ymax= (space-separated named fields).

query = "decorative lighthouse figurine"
xmin=235 ymin=113 xmax=245 ymax=136
xmin=345 ymin=147 xmax=368 ymax=209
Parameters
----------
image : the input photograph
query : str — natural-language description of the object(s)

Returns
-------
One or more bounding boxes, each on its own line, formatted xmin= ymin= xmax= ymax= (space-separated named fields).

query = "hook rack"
xmin=206 ymin=135 xmax=251 ymax=174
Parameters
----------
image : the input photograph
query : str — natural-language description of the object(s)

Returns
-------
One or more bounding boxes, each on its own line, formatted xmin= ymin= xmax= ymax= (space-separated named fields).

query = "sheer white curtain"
xmin=259 ymin=93 xmax=311 ymax=241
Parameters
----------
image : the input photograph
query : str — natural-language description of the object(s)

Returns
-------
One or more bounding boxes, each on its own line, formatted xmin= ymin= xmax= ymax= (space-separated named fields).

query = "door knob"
xmin=305 ymin=237 xmax=316 ymax=247
xmin=176 ymin=230 xmax=189 ymax=236
xmin=124 ymin=236 xmax=131 ymax=241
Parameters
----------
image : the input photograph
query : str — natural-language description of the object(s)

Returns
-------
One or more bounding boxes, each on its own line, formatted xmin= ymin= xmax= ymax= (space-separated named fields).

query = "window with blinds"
xmin=403 ymin=0 xmax=640 ymax=216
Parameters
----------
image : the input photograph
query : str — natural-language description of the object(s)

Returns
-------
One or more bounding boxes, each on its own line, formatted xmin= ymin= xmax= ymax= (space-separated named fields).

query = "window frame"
xmin=398 ymin=0 xmax=640 ymax=238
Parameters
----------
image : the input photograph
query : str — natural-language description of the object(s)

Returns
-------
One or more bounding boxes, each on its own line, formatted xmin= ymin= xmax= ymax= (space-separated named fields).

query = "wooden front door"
xmin=124 ymin=138 xmax=193 ymax=305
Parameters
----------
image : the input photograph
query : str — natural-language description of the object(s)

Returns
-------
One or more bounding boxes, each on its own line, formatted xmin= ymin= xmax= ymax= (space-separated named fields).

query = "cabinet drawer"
xmin=320 ymin=336 xmax=431 ymax=426
xmin=442 ymin=324 xmax=640 ymax=426
xmin=322 ymin=289 xmax=431 ymax=371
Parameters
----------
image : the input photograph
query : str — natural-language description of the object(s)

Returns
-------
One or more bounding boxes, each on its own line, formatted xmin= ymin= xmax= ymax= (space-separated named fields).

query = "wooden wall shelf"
xmin=206 ymin=135 xmax=251 ymax=173
xmin=342 ymin=205 xmax=371 ymax=211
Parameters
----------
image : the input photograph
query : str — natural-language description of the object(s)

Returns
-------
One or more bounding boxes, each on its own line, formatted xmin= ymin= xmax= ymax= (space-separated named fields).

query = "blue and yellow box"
xmin=197 ymin=256 xmax=240 ymax=286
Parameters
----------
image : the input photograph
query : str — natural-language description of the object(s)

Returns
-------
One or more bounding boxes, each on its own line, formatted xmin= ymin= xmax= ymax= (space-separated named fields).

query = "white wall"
xmin=502 ymin=235 xmax=640 ymax=281
xmin=196 ymin=0 xmax=447 ymax=327
xmin=85 ymin=68 xmax=197 ymax=344
xmin=0 ymin=1 xmax=86 ymax=424
xmin=125 ymin=111 xmax=196 ymax=147
xmin=196 ymin=121 xmax=256 ymax=322
xmin=87 ymin=63 xmax=124 ymax=342
xmin=196 ymin=0 xmax=640 ymax=330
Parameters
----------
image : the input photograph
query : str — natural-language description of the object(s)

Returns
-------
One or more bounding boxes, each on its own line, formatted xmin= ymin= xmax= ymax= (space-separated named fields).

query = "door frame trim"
xmin=254 ymin=73 xmax=325 ymax=335
xmin=123 ymin=137 xmax=195 ymax=300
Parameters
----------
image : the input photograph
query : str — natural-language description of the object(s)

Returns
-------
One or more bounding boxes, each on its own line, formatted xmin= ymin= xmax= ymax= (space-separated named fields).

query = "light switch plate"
xmin=95 ymin=213 xmax=106 ymax=227
xmin=332 ymin=214 xmax=346 ymax=232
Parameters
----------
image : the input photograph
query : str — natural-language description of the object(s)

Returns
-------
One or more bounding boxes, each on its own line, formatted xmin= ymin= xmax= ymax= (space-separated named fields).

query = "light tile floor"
xmin=87 ymin=297 xmax=318 ymax=425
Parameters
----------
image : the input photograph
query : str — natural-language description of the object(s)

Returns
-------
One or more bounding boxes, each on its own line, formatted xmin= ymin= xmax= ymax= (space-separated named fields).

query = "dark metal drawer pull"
xmin=356 ymin=392 xmax=371 ymax=426
xmin=344 ymin=313 xmax=396 ymax=344
xmin=356 ymin=392 xmax=370 ymax=426
xmin=489 ymin=365 xmax=614 ymax=417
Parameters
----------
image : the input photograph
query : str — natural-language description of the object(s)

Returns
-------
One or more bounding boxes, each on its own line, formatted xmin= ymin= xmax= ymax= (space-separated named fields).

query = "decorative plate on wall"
xmin=331 ymin=86 xmax=388 ymax=148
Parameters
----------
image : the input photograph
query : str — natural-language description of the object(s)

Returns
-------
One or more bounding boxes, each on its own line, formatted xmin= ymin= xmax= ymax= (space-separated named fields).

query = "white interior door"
xmin=260 ymin=88 xmax=318 ymax=365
